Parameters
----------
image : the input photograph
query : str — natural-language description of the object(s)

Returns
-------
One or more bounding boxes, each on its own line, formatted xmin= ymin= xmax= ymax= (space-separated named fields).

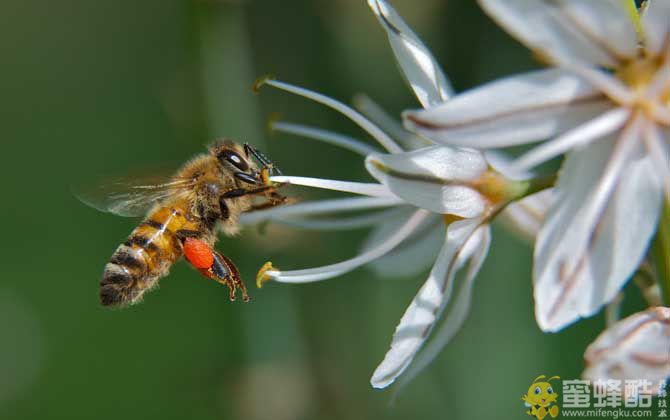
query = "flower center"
xmin=615 ymin=55 xmax=670 ymax=121
xmin=616 ymin=56 xmax=663 ymax=93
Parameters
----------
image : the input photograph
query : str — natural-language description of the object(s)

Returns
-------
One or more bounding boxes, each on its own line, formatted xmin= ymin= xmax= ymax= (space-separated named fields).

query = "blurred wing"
xmin=75 ymin=174 xmax=195 ymax=217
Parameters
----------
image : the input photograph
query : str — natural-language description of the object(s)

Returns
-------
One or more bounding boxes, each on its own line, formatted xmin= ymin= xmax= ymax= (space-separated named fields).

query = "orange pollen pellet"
xmin=183 ymin=238 xmax=214 ymax=269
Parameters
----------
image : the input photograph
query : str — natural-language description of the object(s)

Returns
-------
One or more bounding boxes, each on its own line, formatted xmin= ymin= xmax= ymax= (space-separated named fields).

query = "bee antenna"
xmin=244 ymin=143 xmax=282 ymax=176
xmin=532 ymin=375 xmax=547 ymax=383
xmin=547 ymin=376 xmax=560 ymax=382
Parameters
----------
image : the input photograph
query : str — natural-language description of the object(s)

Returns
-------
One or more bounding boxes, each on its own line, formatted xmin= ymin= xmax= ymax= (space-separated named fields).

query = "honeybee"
xmin=78 ymin=140 xmax=286 ymax=307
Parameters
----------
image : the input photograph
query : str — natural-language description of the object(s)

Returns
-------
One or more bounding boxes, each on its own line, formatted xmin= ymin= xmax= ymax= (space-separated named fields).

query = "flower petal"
xmin=390 ymin=224 xmax=491 ymax=395
xmin=403 ymin=68 xmax=609 ymax=148
xmin=642 ymin=124 xmax=670 ymax=202
xmin=366 ymin=146 xmax=488 ymax=217
xmin=512 ymin=107 xmax=630 ymax=171
xmin=583 ymin=307 xmax=670 ymax=390
xmin=534 ymin=126 xmax=661 ymax=332
xmin=477 ymin=0 xmax=633 ymax=67
xmin=367 ymin=0 xmax=453 ymax=107
xmin=642 ymin=0 xmax=670 ymax=56
xmin=361 ymin=213 xmax=444 ymax=279
xmin=370 ymin=218 xmax=484 ymax=389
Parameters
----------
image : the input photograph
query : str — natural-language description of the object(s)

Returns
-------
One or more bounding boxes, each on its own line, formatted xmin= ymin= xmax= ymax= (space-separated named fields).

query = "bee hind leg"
xmin=209 ymin=250 xmax=249 ymax=303
xmin=182 ymin=238 xmax=250 ymax=302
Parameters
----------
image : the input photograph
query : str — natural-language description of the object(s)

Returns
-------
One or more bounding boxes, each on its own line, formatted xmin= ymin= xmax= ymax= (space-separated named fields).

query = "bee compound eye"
xmin=547 ymin=387 xmax=553 ymax=394
xmin=535 ymin=387 xmax=541 ymax=395
xmin=218 ymin=150 xmax=249 ymax=171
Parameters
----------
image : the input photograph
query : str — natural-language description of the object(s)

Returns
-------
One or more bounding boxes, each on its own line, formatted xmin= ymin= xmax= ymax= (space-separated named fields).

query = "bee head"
xmin=211 ymin=139 xmax=252 ymax=172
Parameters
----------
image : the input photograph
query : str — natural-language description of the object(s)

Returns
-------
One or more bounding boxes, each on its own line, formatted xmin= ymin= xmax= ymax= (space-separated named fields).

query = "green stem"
xmin=518 ymin=173 xmax=558 ymax=199
xmin=652 ymin=200 xmax=670 ymax=306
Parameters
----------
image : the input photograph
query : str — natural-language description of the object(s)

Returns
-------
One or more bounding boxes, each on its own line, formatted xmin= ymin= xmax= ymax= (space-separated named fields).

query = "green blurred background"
xmin=0 ymin=1 xmax=647 ymax=419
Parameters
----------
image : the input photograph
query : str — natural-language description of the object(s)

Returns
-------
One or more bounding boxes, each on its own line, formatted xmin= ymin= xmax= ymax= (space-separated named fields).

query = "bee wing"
xmin=75 ymin=174 xmax=195 ymax=217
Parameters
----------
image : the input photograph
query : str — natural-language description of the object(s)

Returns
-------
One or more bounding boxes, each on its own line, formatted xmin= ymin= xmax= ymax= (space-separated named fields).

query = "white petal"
xmin=367 ymin=0 xmax=453 ymax=107
xmin=583 ymin=307 xmax=670 ymax=390
xmin=403 ymin=69 xmax=609 ymax=148
xmin=642 ymin=0 xmax=670 ymax=56
xmin=645 ymin=53 xmax=670 ymax=101
xmin=642 ymin=123 xmax=670 ymax=202
xmin=556 ymin=0 xmax=638 ymax=60
xmin=566 ymin=65 xmax=634 ymax=105
xmin=512 ymin=107 xmax=630 ymax=171
xmin=534 ymin=123 xmax=661 ymax=332
xmin=477 ymin=0 xmax=632 ymax=67
xmin=362 ymin=213 xmax=445 ymax=279
xmin=240 ymin=196 xmax=403 ymax=225
xmin=482 ymin=150 xmax=533 ymax=180
xmin=270 ymin=176 xmax=395 ymax=198
xmin=267 ymin=210 xmax=430 ymax=283
xmin=366 ymin=146 xmax=488 ymax=217
xmin=499 ymin=189 xmax=554 ymax=242
xmin=391 ymin=225 xmax=492 ymax=394
xmin=370 ymin=218 xmax=483 ymax=389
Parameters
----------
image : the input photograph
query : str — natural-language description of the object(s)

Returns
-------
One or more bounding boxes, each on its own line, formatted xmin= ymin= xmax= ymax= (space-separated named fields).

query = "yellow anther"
xmin=260 ymin=167 xmax=273 ymax=186
xmin=252 ymin=75 xmax=275 ymax=94
xmin=256 ymin=261 xmax=277 ymax=288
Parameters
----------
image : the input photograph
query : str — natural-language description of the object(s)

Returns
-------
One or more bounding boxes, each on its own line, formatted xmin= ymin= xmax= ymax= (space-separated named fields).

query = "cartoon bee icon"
xmin=522 ymin=375 xmax=560 ymax=420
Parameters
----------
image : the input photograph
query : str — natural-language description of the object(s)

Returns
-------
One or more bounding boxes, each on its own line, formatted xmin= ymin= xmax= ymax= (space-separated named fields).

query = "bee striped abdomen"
xmin=100 ymin=206 xmax=192 ymax=307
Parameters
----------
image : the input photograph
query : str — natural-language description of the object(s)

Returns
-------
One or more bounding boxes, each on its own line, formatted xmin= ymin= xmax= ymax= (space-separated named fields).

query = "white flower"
xmin=403 ymin=0 xmax=669 ymax=332
xmin=249 ymin=80 xmax=499 ymax=391
xmin=250 ymin=0 xmax=555 ymax=392
xmin=583 ymin=306 xmax=670 ymax=393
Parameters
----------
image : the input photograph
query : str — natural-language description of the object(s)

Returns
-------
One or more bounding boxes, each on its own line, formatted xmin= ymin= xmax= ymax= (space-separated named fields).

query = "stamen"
xmin=271 ymin=207 xmax=409 ymax=231
xmin=240 ymin=196 xmax=403 ymax=224
xmin=262 ymin=209 xmax=430 ymax=283
xmin=256 ymin=78 xmax=404 ymax=153
xmin=269 ymin=176 xmax=396 ymax=198
xmin=353 ymin=94 xmax=431 ymax=148
xmin=271 ymin=120 xmax=380 ymax=156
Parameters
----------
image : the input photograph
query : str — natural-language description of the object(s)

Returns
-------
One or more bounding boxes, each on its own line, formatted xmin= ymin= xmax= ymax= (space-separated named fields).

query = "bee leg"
xmin=182 ymin=238 xmax=249 ymax=302
xmin=249 ymin=194 xmax=293 ymax=211
xmin=221 ymin=185 xmax=275 ymax=199
xmin=210 ymin=250 xmax=249 ymax=303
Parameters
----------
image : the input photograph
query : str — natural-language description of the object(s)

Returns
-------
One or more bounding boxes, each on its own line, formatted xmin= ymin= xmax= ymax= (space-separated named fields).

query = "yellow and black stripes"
xmin=100 ymin=204 xmax=203 ymax=307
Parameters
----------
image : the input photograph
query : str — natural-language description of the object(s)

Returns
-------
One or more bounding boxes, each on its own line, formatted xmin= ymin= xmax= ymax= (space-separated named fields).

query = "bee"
xmin=78 ymin=140 xmax=286 ymax=307
xmin=522 ymin=375 xmax=560 ymax=420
